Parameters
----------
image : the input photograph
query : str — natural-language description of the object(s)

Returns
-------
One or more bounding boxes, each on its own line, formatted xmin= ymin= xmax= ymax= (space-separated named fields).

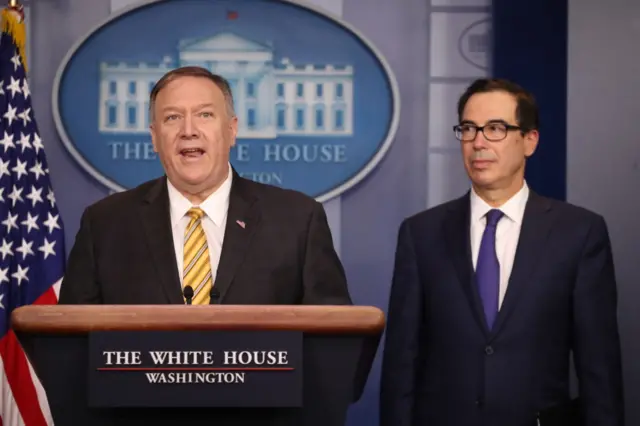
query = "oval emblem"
xmin=457 ymin=18 xmax=492 ymax=70
xmin=53 ymin=0 xmax=400 ymax=202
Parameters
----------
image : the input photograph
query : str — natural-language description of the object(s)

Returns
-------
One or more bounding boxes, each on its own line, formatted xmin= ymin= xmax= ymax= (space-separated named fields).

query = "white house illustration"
xmin=98 ymin=32 xmax=354 ymax=138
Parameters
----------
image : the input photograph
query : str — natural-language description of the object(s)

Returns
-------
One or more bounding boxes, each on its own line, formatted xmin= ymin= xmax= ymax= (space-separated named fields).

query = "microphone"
xmin=183 ymin=285 xmax=194 ymax=305
xmin=209 ymin=287 xmax=220 ymax=305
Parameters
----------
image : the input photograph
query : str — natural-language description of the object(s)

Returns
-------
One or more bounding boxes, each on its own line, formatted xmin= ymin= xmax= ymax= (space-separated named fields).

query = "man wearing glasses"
xmin=380 ymin=78 xmax=624 ymax=426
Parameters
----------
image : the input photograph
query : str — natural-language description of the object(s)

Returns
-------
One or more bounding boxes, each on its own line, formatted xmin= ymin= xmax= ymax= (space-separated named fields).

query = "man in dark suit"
xmin=58 ymin=66 xmax=351 ymax=306
xmin=380 ymin=79 xmax=624 ymax=426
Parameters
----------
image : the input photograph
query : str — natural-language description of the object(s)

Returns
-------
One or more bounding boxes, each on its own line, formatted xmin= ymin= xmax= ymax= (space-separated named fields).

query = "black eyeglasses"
xmin=453 ymin=122 xmax=522 ymax=142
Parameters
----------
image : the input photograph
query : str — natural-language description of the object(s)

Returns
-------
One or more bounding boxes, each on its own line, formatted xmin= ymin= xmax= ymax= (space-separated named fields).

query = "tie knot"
xmin=485 ymin=209 xmax=504 ymax=227
xmin=187 ymin=207 xmax=205 ymax=221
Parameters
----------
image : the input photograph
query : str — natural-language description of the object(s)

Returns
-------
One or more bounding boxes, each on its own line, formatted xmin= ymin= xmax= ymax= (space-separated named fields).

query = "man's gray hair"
xmin=148 ymin=66 xmax=235 ymax=122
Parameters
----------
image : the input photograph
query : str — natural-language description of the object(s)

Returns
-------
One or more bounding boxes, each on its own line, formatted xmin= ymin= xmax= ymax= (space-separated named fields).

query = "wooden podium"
xmin=12 ymin=305 xmax=384 ymax=426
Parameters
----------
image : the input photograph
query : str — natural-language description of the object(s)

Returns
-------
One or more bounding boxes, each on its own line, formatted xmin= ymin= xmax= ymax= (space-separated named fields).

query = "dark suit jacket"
xmin=58 ymin=171 xmax=351 ymax=306
xmin=380 ymin=191 xmax=624 ymax=426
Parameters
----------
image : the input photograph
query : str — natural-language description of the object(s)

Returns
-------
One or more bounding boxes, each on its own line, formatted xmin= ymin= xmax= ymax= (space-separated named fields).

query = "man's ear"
xmin=523 ymin=129 xmax=539 ymax=158
xmin=150 ymin=122 xmax=159 ymax=153
xmin=229 ymin=115 xmax=238 ymax=147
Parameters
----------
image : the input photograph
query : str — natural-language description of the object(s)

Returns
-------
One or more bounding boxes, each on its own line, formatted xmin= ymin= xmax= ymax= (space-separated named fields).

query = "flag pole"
xmin=7 ymin=0 xmax=22 ymax=13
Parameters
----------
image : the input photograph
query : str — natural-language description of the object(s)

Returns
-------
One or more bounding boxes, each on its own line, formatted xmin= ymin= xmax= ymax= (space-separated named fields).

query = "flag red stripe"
xmin=33 ymin=286 xmax=58 ymax=305
xmin=0 ymin=331 xmax=48 ymax=426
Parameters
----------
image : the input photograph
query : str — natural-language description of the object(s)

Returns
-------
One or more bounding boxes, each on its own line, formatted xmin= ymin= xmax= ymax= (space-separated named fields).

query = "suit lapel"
xmin=138 ymin=178 xmax=183 ymax=304
xmin=489 ymin=191 xmax=554 ymax=339
xmin=214 ymin=173 xmax=261 ymax=303
xmin=445 ymin=193 xmax=490 ymax=335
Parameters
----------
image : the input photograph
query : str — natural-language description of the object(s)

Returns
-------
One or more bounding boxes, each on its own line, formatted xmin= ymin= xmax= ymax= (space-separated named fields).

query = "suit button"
xmin=475 ymin=399 xmax=484 ymax=408
xmin=485 ymin=346 xmax=494 ymax=355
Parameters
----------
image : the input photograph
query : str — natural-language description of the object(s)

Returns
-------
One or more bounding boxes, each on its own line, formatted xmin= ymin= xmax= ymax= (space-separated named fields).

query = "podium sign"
xmin=88 ymin=330 xmax=302 ymax=408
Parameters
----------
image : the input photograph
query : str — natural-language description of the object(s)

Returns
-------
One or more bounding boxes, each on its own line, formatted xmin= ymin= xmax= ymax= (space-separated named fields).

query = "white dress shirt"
xmin=167 ymin=165 xmax=232 ymax=285
xmin=470 ymin=181 xmax=530 ymax=309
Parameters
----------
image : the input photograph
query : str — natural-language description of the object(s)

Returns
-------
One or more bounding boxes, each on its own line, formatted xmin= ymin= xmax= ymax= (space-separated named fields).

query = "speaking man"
xmin=380 ymin=78 xmax=624 ymax=426
xmin=59 ymin=66 xmax=351 ymax=306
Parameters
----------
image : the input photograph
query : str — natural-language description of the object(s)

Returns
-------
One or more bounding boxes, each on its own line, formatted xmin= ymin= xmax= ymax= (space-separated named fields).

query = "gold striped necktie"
xmin=183 ymin=207 xmax=212 ymax=304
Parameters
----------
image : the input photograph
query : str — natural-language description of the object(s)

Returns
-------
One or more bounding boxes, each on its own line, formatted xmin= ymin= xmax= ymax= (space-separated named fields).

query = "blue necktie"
xmin=476 ymin=209 xmax=504 ymax=329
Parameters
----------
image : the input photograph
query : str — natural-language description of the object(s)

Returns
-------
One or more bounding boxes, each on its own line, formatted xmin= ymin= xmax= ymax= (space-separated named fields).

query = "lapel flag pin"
xmin=236 ymin=220 xmax=246 ymax=229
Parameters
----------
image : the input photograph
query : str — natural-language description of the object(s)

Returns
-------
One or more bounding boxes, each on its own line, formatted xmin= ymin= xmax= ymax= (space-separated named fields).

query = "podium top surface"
xmin=11 ymin=305 xmax=385 ymax=335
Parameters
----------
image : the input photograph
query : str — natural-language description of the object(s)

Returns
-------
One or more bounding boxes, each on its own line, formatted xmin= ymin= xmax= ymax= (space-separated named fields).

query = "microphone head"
xmin=183 ymin=285 xmax=194 ymax=299
xmin=209 ymin=287 xmax=220 ymax=304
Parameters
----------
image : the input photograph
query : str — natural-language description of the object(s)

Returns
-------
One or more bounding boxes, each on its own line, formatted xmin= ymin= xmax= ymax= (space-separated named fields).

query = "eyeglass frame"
xmin=452 ymin=120 xmax=524 ymax=142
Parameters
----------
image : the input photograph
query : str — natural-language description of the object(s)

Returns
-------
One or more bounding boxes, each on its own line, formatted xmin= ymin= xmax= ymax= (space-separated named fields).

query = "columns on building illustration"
xmin=235 ymin=61 xmax=247 ymax=128
xmin=99 ymin=62 xmax=169 ymax=132
xmin=98 ymin=59 xmax=354 ymax=137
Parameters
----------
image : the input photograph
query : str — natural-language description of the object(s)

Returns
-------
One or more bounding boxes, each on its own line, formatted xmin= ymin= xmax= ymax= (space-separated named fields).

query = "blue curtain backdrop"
xmin=492 ymin=0 xmax=568 ymax=201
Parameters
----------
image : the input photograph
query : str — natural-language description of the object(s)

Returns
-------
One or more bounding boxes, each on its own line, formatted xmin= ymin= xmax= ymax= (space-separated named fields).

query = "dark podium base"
xmin=19 ymin=333 xmax=370 ymax=426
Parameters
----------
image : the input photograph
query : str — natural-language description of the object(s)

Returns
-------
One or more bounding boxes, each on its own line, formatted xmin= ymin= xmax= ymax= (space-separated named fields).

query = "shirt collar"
xmin=470 ymin=181 xmax=530 ymax=225
xmin=167 ymin=164 xmax=233 ymax=228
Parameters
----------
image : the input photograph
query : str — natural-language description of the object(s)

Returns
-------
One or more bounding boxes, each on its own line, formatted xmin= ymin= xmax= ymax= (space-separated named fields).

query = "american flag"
xmin=0 ymin=6 xmax=62 ymax=426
